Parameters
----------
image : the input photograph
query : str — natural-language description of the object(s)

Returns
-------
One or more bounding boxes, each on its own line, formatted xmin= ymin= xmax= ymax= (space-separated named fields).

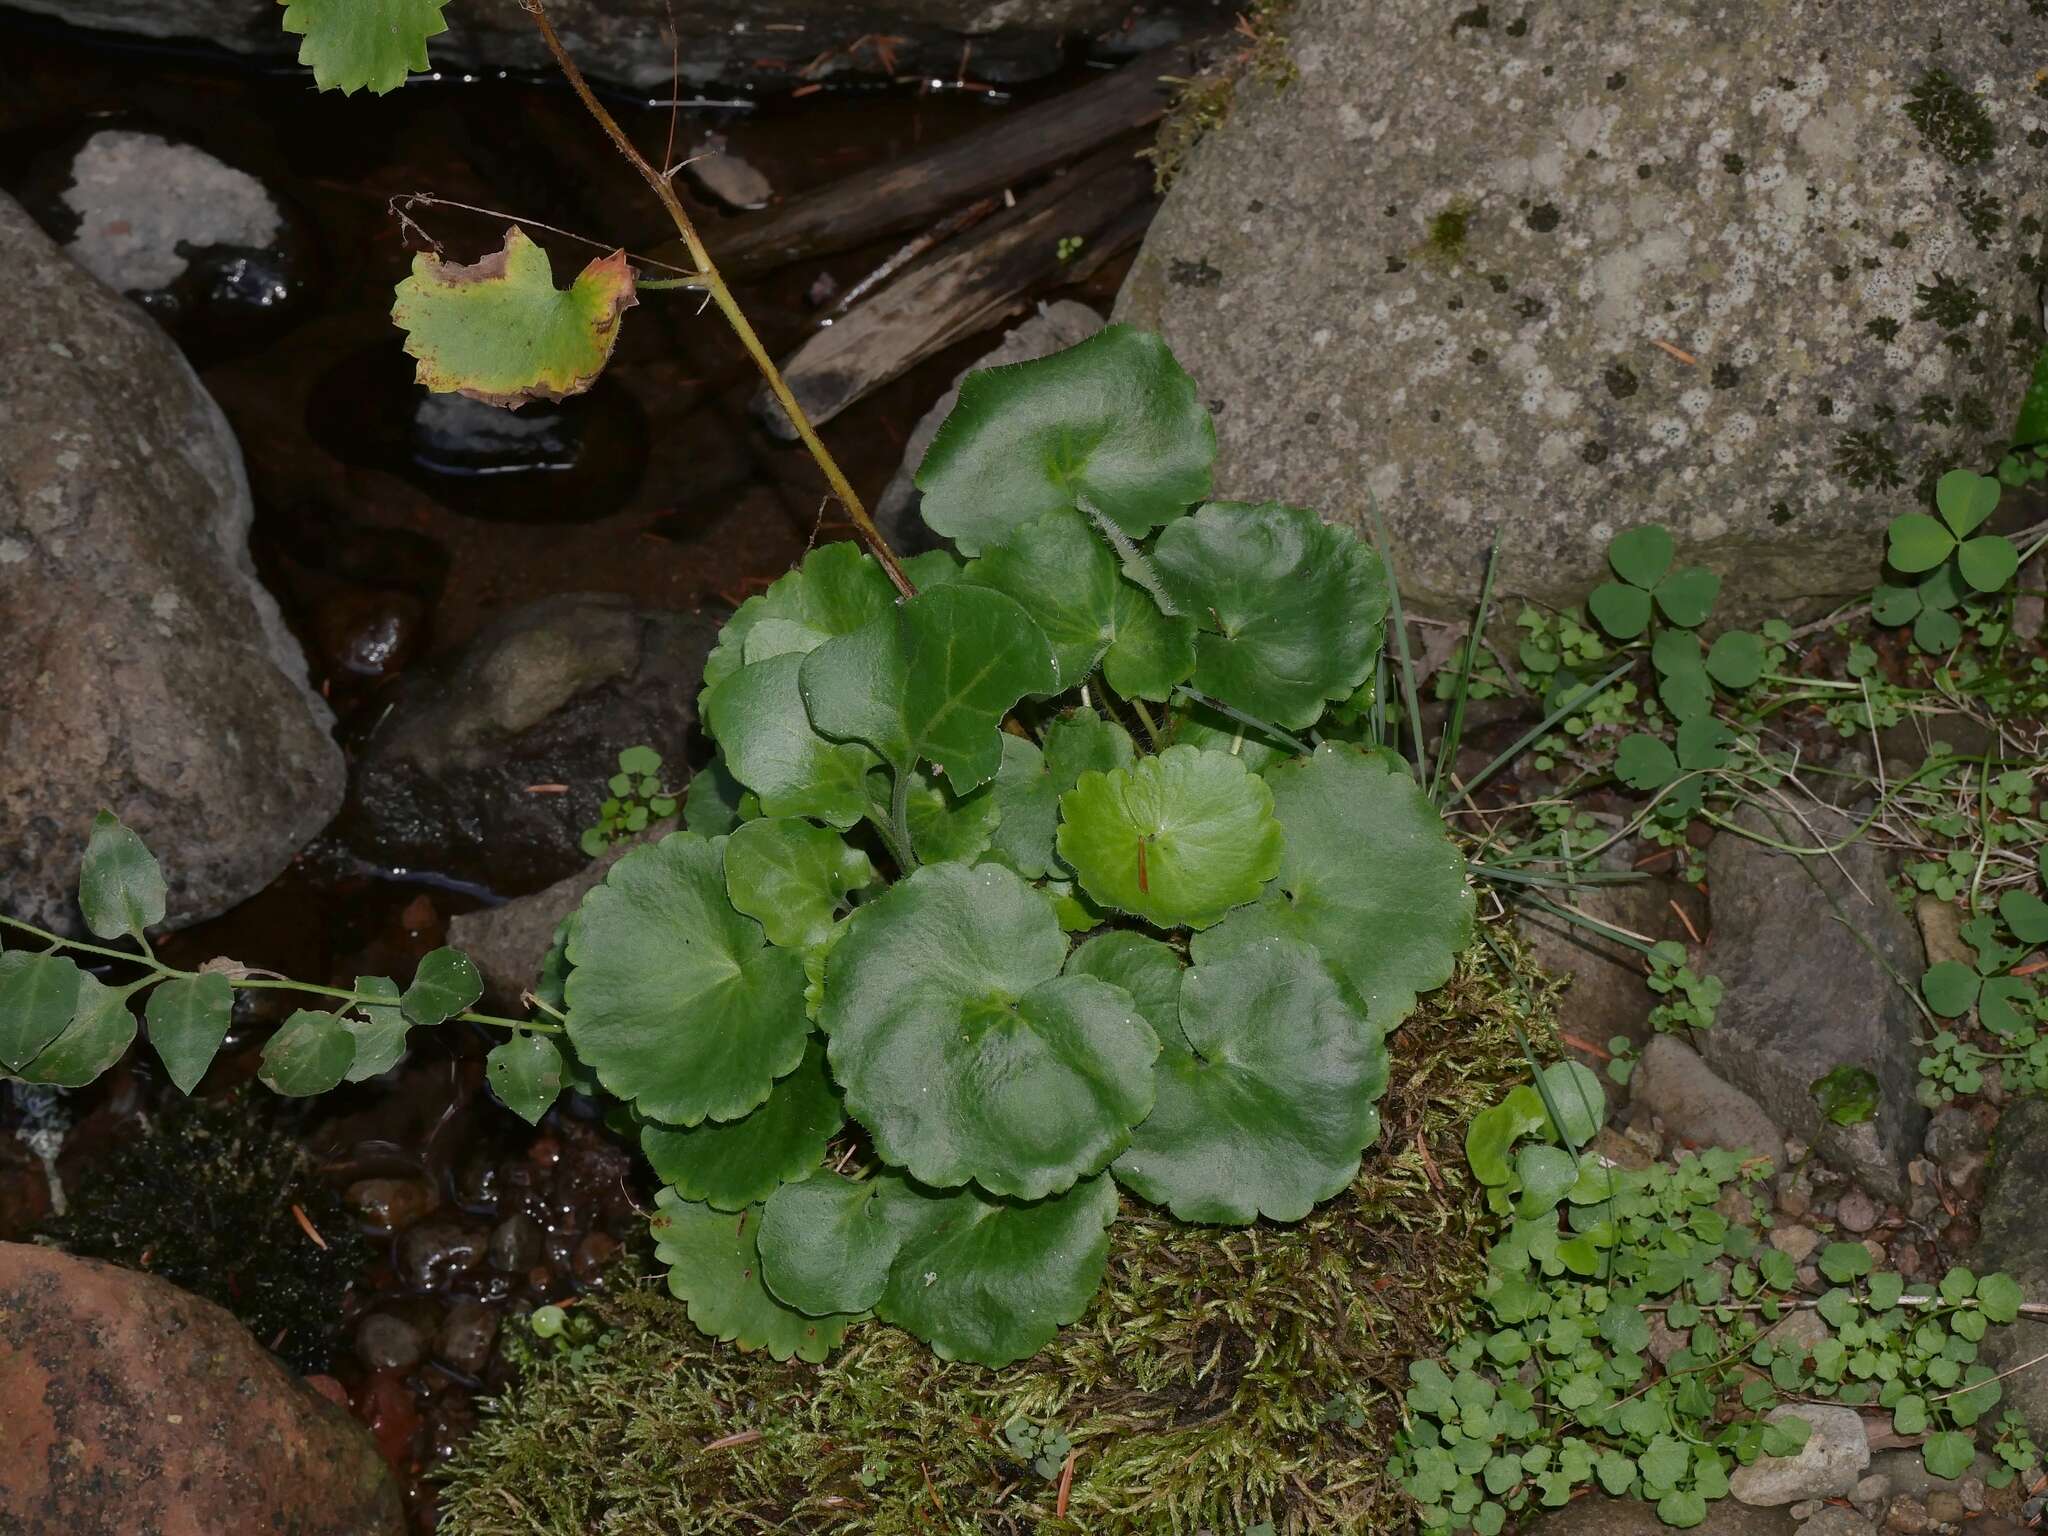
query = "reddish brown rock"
xmin=0 ymin=1242 xmax=402 ymax=1536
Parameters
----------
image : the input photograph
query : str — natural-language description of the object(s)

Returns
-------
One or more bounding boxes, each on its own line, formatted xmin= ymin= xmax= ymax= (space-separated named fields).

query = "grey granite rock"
xmin=1729 ymin=1406 xmax=1869 ymax=1506
xmin=1116 ymin=0 xmax=2048 ymax=614
xmin=1632 ymin=1035 xmax=1785 ymax=1170
xmin=0 ymin=191 xmax=341 ymax=936
xmin=1969 ymin=1096 xmax=2048 ymax=1449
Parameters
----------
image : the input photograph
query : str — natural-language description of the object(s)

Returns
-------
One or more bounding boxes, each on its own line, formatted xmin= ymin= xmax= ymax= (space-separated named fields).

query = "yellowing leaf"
xmin=278 ymin=0 xmax=451 ymax=96
xmin=391 ymin=226 xmax=637 ymax=408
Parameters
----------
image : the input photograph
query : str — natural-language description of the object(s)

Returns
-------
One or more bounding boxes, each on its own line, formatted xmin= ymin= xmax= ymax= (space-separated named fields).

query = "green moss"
xmin=36 ymin=1091 xmax=367 ymax=1374
xmin=1903 ymin=68 xmax=1996 ymax=167
xmin=1427 ymin=204 xmax=1474 ymax=263
xmin=1146 ymin=0 xmax=1299 ymax=191
xmin=435 ymin=934 xmax=1559 ymax=1536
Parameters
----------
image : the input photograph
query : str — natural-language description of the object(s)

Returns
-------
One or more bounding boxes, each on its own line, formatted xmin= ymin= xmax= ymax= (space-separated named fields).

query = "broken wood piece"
xmin=697 ymin=36 xmax=1213 ymax=274
xmin=754 ymin=148 xmax=1154 ymax=439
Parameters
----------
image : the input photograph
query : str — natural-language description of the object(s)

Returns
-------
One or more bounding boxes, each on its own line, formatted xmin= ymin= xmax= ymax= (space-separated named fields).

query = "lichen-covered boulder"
xmin=1117 ymin=0 xmax=2048 ymax=611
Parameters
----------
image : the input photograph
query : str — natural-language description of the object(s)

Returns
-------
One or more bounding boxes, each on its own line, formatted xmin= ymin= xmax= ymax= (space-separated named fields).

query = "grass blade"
xmin=1430 ymin=534 xmax=1502 ymax=805
xmin=1365 ymin=490 xmax=1425 ymax=782
xmin=1444 ymin=661 xmax=1633 ymax=812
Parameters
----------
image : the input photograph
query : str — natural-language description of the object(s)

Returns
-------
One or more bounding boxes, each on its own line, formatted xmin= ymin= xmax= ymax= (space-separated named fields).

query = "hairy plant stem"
xmin=523 ymin=0 xmax=915 ymax=602
xmin=0 ymin=914 xmax=558 ymax=1035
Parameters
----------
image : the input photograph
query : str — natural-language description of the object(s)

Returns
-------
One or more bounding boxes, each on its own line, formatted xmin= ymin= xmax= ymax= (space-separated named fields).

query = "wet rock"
xmin=354 ymin=1313 xmax=423 ymax=1373
xmin=1701 ymin=799 xmax=1927 ymax=1198
xmin=436 ymin=1301 xmax=498 ymax=1376
xmin=0 ymin=1241 xmax=403 ymax=1534
xmin=345 ymin=1177 xmax=437 ymax=1233
xmin=0 ymin=190 xmax=343 ymax=937
xmin=1729 ymin=1406 xmax=1869 ymax=1506
xmin=1522 ymin=1496 xmax=1795 ymax=1533
xmin=1798 ymin=1510 xmax=1877 ymax=1536
xmin=311 ymin=586 xmax=426 ymax=682
xmin=1115 ymin=0 xmax=2047 ymax=618
xmin=1968 ymin=1096 xmax=2048 ymax=1446
xmin=1631 ymin=1035 xmax=1786 ymax=1168
xmin=0 ymin=0 xmax=1219 ymax=88
xmin=448 ymin=829 xmax=655 ymax=1003
xmin=876 ymin=300 xmax=1105 ymax=554
xmin=573 ymin=1231 xmax=622 ymax=1285
xmin=343 ymin=594 xmax=718 ymax=893
xmin=684 ymin=134 xmax=772 ymax=210
xmin=396 ymin=1221 xmax=488 ymax=1293
xmin=1924 ymin=1105 xmax=1989 ymax=1165
xmin=488 ymin=1213 xmax=544 ymax=1274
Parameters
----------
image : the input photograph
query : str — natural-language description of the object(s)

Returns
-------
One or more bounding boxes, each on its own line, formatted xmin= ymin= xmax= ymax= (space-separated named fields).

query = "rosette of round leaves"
xmin=1151 ymin=501 xmax=1390 ymax=731
xmin=1055 ymin=744 xmax=1283 ymax=930
xmin=1192 ymin=743 xmax=1475 ymax=1030
xmin=820 ymin=862 xmax=1159 ymax=1200
xmin=914 ymin=325 xmax=1215 ymax=555
xmin=755 ymin=1170 xmax=1119 ymax=1367
xmin=392 ymin=227 xmax=638 ymax=408
xmin=564 ymin=831 xmax=809 ymax=1126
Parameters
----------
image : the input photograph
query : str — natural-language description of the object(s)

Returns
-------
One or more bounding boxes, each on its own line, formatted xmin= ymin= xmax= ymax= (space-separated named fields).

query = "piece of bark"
xmin=755 ymin=149 xmax=1154 ymax=438
xmin=699 ymin=37 xmax=1210 ymax=274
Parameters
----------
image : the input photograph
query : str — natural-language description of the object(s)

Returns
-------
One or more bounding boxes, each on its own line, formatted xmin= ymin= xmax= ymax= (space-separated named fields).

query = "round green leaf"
xmin=2001 ymin=889 xmax=2048 ymax=946
xmin=1194 ymin=744 xmax=1474 ymax=1028
xmin=800 ymin=583 xmax=1059 ymax=795
xmin=392 ymin=227 xmax=635 ymax=409
xmin=1818 ymin=1240 xmax=1875 ymax=1283
xmin=488 ymin=1034 xmax=564 ymax=1125
xmin=1913 ymin=606 xmax=1964 ymax=654
xmin=897 ymin=767 xmax=999 ymax=865
xmin=1658 ymin=667 xmax=1714 ymax=722
xmin=1957 ymin=534 xmax=2019 ymax=594
xmin=343 ymin=976 xmax=410 ymax=1083
xmin=757 ymin=1171 xmax=903 ymax=1316
xmin=402 ymin=946 xmax=481 ymax=1026
xmin=1980 ymin=976 xmax=2037 ymax=1038
xmin=724 ymin=817 xmax=876 ymax=950
xmin=1465 ymin=1085 xmax=1548 ymax=1185
xmin=1101 ymin=583 xmax=1197 ymax=702
xmin=1151 ymin=501 xmax=1389 ymax=731
xmin=1922 ymin=959 xmax=1982 ymax=1018
xmin=566 ymin=833 xmax=808 ymax=1126
xmin=1064 ymin=931 xmax=1183 ymax=1038
xmin=1705 ymin=630 xmax=1765 ymax=688
xmin=702 ymin=542 xmax=919 ymax=704
xmin=1614 ymin=733 xmax=1678 ymax=791
xmin=1055 ymin=745 xmax=1282 ymax=930
xmin=876 ymin=1173 xmax=1118 ymax=1366
xmin=915 ymin=324 xmax=1214 ymax=555
xmin=1977 ymin=1271 xmax=2024 ymax=1325
xmin=1587 ymin=581 xmax=1653 ymax=639
xmin=78 ymin=809 xmax=167 ymax=941
xmin=640 ymin=1037 xmax=843 ymax=1211
xmin=144 ymin=972 xmax=233 ymax=1096
xmin=0 ymin=950 xmax=87 ymax=1074
xmin=1888 ymin=513 xmax=1957 ymax=574
xmin=682 ymin=749 xmax=755 ymax=836
xmin=963 ymin=506 xmax=1127 ymax=686
xmin=278 ymin=0 xmax=450 ymax=94
xmin=1675 ymin=716 xmax=1733 ymax=773
xmin=1540 ymin=1060 xmax=1607 ymax=1148
xmin=651 ymin=1190 xmax=856 ymax=1362
xmin=705 ymin=652 xmax=876 ymax=829
xmin=1936 ymin=469 xmax=2001 ymax=536
xmin=981 ymin=711 xmax=1140 ymax=880
xmin=15 ymin=973 xmax=137 ymax=1088
xmin=1110 ymin=935 xmax=1386 ymax=1223
xmin=259 ymin=1008 xmax=356 ymax=1097
xmin=1607 ymin=525 xmax=1675 ymax=588
xmin=822 ymin=861 xmax=1159 ymax=1199
xmin=1514 ymin=1143 xmax=1577 ymax=1216
xmin=1652 ymin=567 xmax=1721 ymax=627
xmin=1922 ymin=1430 xmax=1975 ymax=1480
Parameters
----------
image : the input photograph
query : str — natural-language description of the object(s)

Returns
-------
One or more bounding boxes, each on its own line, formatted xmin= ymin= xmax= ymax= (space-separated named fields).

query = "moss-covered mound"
xmin=436 ymin=932 xmax=1556 ymax=1535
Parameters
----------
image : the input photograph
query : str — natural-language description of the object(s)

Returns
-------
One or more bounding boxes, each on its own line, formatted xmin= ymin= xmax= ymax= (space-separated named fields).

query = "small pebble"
xmin=573 ymin=1231 xmax=621 ymax=1285
xmin=1885 ymin=1494 xmax=1930 ymax=1533
xmin=488 ymin=1213 xmax=544 ymax=1274
xmin=1772 ymin=1223 xmax=1821 ymax=1263
xmin=355 ymin=1312 xmax=423 ymax=1372
xmin=437 ymin=1300 xmax=499 ymax=1376
xmin=1893 ymin=1245 xmax=1923 ymax=1278
xmin=1836 ymin=1187 xmax=1881 ymax=1233
xmin=345 ymin=1176 xmax=436 ymax=1232
xmin=1852 ymin=1471 xmax=1892 ymax=1512
xmin=398 ymin=1220 xmax=488 ymax=1292
xmin=1778 ymin=1185 xmax=1813 ymax=1219
xmin=1923 ymin=1490 xmax=1964 ymax=1523
xmin=1958 ymin=1475 xmax=1985 ymax=1513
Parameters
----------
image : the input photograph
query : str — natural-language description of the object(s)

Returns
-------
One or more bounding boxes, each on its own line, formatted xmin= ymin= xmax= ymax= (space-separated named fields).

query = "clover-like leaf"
xmin=1958 ymin=535 xmax=2019 ymax=594
xmin=0 ymin=950 xmax=86 ymax=1074
xmin=1913 ymin=606 xmax=1963 ymax=654
xmin=344 ymin=975 xmax=411 ymax=1082
xmin=651 ymin=1189 xmax=857 ymax=1362
xmin=1705 ymin=630 xmax=1765 ymax=688
xmin=1675 ymin=716 xmax=1733 ymax=773
xmin=1608 ymin=525 xmax=1675 ymax=588
xmin=1108 ymin=934 xmax=1386 ymax=1223
xmin=1151 ymin=501 xmax=1389 ymax=730
xmin=801 ymin=583 xmax=1059 ymax=796
xmin=566 ymin=833 xmax=808 ymax=1125
xmin=144 ymin=973 xmax=233 ymax=1096
xmin=1055 ymin=745 xmax=1281 ymax=930
xmin=1194 ymin=744 xmax=1474 ymax=1027
xmin=822 ymin=861 xmax=1158 ymax=1199
xmin=1888 ymin=513 xmax=1957 ymax=574
xmin=488 ymin=1034 xmax=564 ymax=1125
xmin=1871 ymin=582 xmax=1922 ymax=626
xmin=1514 ymin=1143 xmax=1577 ymax=1216
xmin=723 ymin=817 xmax=876 ymax=951
xmin=260 ymin=1008 xmax=356 ymax=1096
xmin=705 ymin=653 xmax=877 ymax=829
xmin=14 ymin=973 xmax=137 ymax=1088
xmin=1588 ymin=581 xmax=1653 ymax=639
xmin=1653 ymin=567 xmax=1721 ymax=627
xmin=1922 ymin=960 xmax=1982 ymax=1018
xmin=1999 ymin=889 xmax=2048 ymax=945
xmin=916 ymin=325 xmax=1214 ymax=554
xmin=402 ymin=946 xmax=481 ymax=1026
xmin=392 ymin=226 xmax=635 ymax=408
xmin=1937 ymin=469 xmax=2001 ymax=536
xmin=78 ymin=810 xmax=166 ymax=942
xmin=1615 ymin=733 xmax=1679 ymax=791
xmin=1818 ymin=1241 xmax=1875 ymax=1283
xmin=278 ymin=0 xmax=450 ymax=94
xmin=641 ymin=1037 xmax=842 ymax=1211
